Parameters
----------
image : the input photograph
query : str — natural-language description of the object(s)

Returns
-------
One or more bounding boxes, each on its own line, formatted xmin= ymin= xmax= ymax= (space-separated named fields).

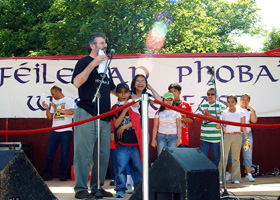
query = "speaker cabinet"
xmin=129 ymin=147 xmax=220 ymax=200
xmin=0 ymin=150 xmax=57 ymax=200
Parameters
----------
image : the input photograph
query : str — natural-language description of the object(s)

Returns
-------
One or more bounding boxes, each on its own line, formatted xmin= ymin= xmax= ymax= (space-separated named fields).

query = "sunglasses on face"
xmin=207 ymin=93 xmax=215 ymax=96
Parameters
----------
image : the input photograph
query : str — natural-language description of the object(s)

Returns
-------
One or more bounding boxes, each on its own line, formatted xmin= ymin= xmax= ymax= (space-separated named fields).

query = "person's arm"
xmin=73 ymin=55 xmax=108 ymax=88
xmin=42 ymin=101 xmax=53 ymax=120
xmin=147 ymin=83 xmax=161 ymax=102
xmin=50 ymin=102 xmax=74 ymax=115
xmin=176 ymin=117 xmax=182 ymax=146
xmin=116 ymin=122 xmax=132 ymax=139
xmin=114 ymin=104 xmax=130 ymax=128
xmin=241 ymin=116 xmax=248 ymax=138
xmin=182 ymin=116 xmax=194 ymax=123
xmin=248 ymin=105 xmax=258 ymax=123
xmin=151 ymin=117 xmax=159 ymax=148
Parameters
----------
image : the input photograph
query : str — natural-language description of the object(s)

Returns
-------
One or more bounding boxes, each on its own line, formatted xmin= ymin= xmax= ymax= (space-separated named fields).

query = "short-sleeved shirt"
xmin=237 ymin=106 xmax=252 ymax=133
xmin=50 ymin=96 xmax=75 ymax=132
xmin=111 ymin=104 xmax=138 ymax=146
xmin=71 ymin=56 xmax=115 ymax=121
xmin=155 ymin=109 xmax=180 ymax=135
xmin=197 ymin=102 xmax=225 ymax=143
xmin=222 ymin=108 xmax=245 ymax=133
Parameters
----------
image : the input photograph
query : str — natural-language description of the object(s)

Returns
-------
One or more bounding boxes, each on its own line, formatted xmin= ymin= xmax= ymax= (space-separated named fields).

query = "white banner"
xmin=0 ymin=55 xmax=279 ymax=118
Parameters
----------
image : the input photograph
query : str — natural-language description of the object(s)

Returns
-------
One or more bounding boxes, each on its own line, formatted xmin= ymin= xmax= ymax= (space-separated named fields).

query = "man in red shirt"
xmin=168 ymin=83 xmax=194 ymax=147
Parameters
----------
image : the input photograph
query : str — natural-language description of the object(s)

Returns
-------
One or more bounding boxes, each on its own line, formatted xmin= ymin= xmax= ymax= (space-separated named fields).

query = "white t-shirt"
xmin=222 ymin=108 xmax=245 ymax=133
xmin=50 ymin=96 xmax=75 ymax=132
xmin=155 ymin=109 xmax=180 ymax=135
xmin=237 ymin=106 xmax=251 ymax=133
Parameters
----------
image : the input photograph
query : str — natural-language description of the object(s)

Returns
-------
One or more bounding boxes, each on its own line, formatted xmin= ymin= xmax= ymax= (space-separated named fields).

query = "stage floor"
xmin=45 ymin=176 xmax=280 ymax=200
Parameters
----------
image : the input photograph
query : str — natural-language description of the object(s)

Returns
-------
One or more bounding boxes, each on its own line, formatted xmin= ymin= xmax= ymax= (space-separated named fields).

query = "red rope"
xmin=0 ymin=101 xmax=136 ymax=135
xmin=153 ymin=99 xmax=280 ymax=129
xmin=1 ymin=98 xmax=280 ymax=135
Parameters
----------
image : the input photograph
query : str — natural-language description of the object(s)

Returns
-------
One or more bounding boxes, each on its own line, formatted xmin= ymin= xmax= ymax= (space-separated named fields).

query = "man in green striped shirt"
xmin=197 ymin=88 xmax=225 ymax=167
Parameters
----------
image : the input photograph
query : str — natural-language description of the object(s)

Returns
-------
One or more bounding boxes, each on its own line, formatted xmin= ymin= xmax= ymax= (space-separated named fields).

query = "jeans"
xmin=44 ymin=130 xmax=72 ymax=176
xmin=74 ymin=107 xmax=111 ymax=193
xmin=242 ymin=131 xmax=253 ymax=166
xmin=115 ymin=145 xmax=142 ymax=192
xmin=157 ymin=133 xmax=178 ymax=156
xmin=200 ymin=140 xmax=220 ymax=167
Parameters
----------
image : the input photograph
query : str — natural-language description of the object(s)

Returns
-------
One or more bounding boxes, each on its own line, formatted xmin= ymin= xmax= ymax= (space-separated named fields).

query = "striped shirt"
xmin=197 ymin=102 xmax=225 ymax=143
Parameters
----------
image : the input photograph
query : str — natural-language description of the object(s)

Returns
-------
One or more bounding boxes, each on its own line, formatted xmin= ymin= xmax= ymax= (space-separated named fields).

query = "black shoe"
xmin=75 ymin=190 xmax=94 ymax=199
xmin=91 ymin=188 xmax=113 ymax=197
xmin=109 ymin=179 xmax=116 ymax=186
xmin=59 ymin=174 xmax=67 ymax=181
xmin=42 ymin=175 xmax=53 ymax=181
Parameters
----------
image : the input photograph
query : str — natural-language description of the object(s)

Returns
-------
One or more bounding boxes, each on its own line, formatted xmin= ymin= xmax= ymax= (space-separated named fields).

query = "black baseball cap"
xmin=116 ymin=82 xmax=130 ymax=93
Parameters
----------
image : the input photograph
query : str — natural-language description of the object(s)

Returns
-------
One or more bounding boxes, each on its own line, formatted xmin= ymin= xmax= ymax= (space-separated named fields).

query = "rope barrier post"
xmin=141 ymin=94 xmax=149 ymax=200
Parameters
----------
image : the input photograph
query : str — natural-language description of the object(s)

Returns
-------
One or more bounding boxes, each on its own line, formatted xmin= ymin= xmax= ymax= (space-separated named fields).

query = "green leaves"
xmin=0 ymin=0 xmax=262 ymax=57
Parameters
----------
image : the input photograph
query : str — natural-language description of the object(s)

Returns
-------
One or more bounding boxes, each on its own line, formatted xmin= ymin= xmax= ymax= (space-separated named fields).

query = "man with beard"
xmin=71 ymin=32 xmax=116 ymax=199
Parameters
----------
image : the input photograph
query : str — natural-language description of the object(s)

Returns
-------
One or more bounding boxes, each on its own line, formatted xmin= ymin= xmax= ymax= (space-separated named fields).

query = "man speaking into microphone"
xmin=71 ymin=32 xmax=116 ymax=199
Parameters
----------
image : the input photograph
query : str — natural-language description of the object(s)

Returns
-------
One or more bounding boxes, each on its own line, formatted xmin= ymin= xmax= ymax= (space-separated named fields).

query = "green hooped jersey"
xmin=197 ymin=102 xmax=225 ymax=143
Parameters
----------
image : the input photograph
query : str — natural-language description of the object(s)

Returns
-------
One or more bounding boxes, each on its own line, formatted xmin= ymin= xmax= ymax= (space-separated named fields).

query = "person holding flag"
xmin=111 ymin=82 xmax=142 ymax=198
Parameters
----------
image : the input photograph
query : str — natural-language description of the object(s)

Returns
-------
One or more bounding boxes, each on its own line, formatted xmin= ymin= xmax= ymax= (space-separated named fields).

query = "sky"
xmin=226 ymin=0 xmax=280 ymax=52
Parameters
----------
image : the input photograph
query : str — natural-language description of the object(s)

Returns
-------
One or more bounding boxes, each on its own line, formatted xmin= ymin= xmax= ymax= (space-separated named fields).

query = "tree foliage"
xmin=0 ymin=0 xmax=261 ymax=57
xmin=262 ymin=27 xmax=280 ymax=51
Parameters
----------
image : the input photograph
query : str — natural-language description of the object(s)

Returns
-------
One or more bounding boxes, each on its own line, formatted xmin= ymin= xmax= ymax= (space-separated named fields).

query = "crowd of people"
xmin=41 ymin=32 xmax=258 ymax=199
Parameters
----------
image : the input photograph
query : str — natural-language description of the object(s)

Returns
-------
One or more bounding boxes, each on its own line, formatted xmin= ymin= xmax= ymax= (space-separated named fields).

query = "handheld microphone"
xmin=207 ymin=66 xmax=214 ymax=75
xmin=109 ymin=49 xmax=115 ymax=58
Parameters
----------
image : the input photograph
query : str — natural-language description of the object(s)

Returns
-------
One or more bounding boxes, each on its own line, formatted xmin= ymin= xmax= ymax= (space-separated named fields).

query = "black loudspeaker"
xmin=0 ymin=150 xmax=57 ymax=200
xmin=129 ymin=147 xmax=220 ymax=200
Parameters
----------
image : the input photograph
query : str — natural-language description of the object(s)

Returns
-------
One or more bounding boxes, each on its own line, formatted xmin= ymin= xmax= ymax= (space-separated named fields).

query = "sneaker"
xmin=226 ymin=172 xmax=231 ymax=181
xmin=75 ymin=190 xmax=94 ymax=199
xmin=126 ymin=184 xmax=133 ymax=194
xmin=116 ymin=191 xmax=125 ymax=198
xmin=245 ymin=173 xmax=255 ymax=182
xmin=109 ymin=179 xmax=117 ymax=186
xmin=42 ymin=175 xmax=53 ymax=181
xmin=233 ymin=180 xmax=240 ymax=184
xmin=59 ymin=174 xmax=67 ymax=181
xmin=91 ymin=188 xmax=113 ymax=197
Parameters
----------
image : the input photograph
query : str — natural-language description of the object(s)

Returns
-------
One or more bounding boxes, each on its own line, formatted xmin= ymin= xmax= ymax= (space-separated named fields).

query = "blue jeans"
xmin=242 ymin=131 xmax=253 ymax=166
xmin=200 ymin=140 xmax=220 ymax=167
xmin=44 ymin=130 xmax=72 ymax=176
xmin=157 ymin=133 xmax=178 ymax=156
xmin=115 ymin=145 xmax=142 ymax=192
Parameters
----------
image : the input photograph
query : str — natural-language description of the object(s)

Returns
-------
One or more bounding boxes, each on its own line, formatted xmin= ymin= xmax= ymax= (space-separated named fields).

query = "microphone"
xmin=207 ymin=66 xmax=214 ymax=75
xmin=109 ymin=49 xmax=115 ymax=58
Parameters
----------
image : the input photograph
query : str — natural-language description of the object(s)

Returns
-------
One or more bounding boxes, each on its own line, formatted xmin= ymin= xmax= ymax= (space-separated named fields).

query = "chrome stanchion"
xmin=141 ymin=94 xmax=149 ymax=200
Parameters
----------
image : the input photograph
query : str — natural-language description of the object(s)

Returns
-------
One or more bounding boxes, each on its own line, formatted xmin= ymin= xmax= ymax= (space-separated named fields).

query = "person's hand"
xmin=116 ymin=126 xmax=125 ymax=139
xmin=151 ymin=138 xmax=157 ymax=148
xmin=203 ymin=108 xmax=211 ymax=117
xmin=50 ymin=102 xmax=57 ymax=111
xmin=95 ymin=55 xmax=108 ymax=65
xmin=42 ymin=101 xmax=48 ymax=109
xmin=147 ymin=83 xmax=153 ymax=91
xmin=111 ymin=133 xmax=114 ymax=141
xmin=177 ymin=137 xmax=182 ymax=146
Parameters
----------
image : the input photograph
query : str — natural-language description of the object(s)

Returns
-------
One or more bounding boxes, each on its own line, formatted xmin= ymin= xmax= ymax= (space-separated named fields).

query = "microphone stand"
xmin=92 ymin=53 xmax=113 ymax=199
xmin=206 ymin=67 xmax=229 ymax=197
xmin=207 ymin=68 xmax=254 ymax=200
